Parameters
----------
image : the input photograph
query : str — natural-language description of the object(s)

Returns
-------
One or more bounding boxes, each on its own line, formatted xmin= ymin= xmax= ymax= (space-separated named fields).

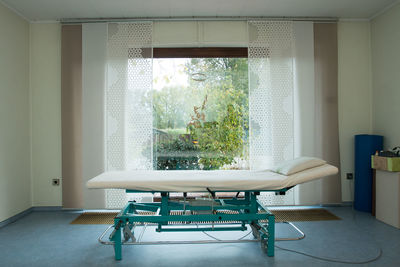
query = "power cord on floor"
xmin=196 ymin=223 xmax=252 ymax=241
xmin=237 ymin=231 xmax=252 ymax=240
xmin=201 ymin=230 xmax=222 ymax=241
xmin=194 ymin=187 xmax=383 ymax=265
xmin=274 ymin=184 xmax=383 ymax=265
xmin=274 ymin=244 xmax=382 ymax=265
xmin=198 ymin=220 xmax=383 ymax=264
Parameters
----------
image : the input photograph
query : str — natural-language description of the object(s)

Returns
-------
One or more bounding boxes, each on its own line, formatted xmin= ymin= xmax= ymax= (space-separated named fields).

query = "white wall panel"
xmin=153 ymin=21 xmax=247 ymax=47
xmin=202 ymin=21 xmax=247 ymax=46
xmin=153 ymin=22 xmax=198 ymax=47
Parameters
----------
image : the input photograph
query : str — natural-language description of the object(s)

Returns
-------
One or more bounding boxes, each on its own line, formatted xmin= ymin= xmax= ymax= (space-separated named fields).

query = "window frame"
xmin=153 ymin=47 xmax=248 ymax=58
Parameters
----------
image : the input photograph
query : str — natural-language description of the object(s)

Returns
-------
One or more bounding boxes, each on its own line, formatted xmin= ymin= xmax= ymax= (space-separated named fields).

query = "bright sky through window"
xmin=153 ymin=58 xmax=189 ymax=91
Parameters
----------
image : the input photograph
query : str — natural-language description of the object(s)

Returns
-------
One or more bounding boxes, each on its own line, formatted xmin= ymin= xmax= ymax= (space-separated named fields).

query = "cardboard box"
xmin=372 ymin=155 xmax=400 ymax=172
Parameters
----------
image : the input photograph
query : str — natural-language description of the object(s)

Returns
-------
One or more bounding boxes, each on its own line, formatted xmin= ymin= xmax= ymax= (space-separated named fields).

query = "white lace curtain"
xmin=248 ymin=21 xmax=295 ymax=205
xmin=106 ymin=22 xmax=153 ymax=208
xmin=248 ymin=21 xmax=294 ymax=170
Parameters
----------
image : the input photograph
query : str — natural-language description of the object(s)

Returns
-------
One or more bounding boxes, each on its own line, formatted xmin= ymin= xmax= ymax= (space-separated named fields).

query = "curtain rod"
xmin=60 ymin=16 xmax=338 ymax=24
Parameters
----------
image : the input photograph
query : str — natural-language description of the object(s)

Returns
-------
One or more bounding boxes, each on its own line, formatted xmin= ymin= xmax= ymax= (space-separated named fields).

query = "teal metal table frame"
xmin=98 ymin=188 xmax=304 ymax=260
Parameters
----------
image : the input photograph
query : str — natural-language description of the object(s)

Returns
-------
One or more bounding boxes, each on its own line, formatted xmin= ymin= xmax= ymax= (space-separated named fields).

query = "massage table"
xmin=87 ymin=159 xmax=338 ymax=260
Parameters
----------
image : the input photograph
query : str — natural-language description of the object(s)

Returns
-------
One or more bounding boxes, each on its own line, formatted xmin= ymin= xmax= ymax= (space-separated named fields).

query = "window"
xmin=152 ymin=48 xmax=249 ymax=170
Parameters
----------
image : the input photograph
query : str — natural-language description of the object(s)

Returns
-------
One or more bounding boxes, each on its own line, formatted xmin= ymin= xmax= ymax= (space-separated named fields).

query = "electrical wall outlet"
xmin=52 ymin=179 xmax=60 ymax=186
xmin=346 ymin=173 xmax=353 ymax=180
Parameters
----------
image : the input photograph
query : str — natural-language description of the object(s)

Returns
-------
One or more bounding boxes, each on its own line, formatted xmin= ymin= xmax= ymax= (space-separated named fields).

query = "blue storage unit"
xmin=354 ymin=134 xmax=383 ymax=212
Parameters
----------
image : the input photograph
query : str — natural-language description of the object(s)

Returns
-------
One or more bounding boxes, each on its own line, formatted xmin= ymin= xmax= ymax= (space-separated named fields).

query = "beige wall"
xmin=371 ymin=3 xmax=400 ymax=150
xmin=0 ymin=3 xmax=31 ymax=222
xmin=338 ymin=22 xmax=373 ymax=202
xmin=0 ymin=2 xmax=63 ymax=220
xmin=30 ymin=23 xmax=62 ymax=206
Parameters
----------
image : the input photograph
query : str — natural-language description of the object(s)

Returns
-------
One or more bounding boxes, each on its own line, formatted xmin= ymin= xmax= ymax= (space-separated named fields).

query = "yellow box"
xmin=372 ymin=155 xmax=400 ymax=172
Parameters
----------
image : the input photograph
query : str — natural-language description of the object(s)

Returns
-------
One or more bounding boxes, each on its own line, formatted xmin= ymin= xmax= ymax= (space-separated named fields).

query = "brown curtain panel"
xmin=314 ymin=23 xmax=342 ymax=204
xmin=61 ymin=25 xmax=83 ymax=209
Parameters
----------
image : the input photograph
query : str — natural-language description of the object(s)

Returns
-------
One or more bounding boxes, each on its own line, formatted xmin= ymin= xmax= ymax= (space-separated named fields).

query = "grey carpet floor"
xmin=0 ymin=207 xmax=399 ymax=267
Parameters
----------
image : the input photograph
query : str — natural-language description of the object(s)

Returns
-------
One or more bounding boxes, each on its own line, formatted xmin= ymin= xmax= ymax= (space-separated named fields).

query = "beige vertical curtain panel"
xmin=314 ymin=23 xmax=342 ymax=204
xmin=61 ymin=25 xmax=83 ymax=209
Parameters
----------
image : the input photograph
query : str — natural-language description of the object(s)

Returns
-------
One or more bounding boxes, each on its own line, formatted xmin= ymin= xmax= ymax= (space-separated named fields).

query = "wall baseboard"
xmin=321 ymin=201 xmax=353 ymax=207
xmin=32 ymin=206 xmax=63 ymax=211
xmin=0 ymin=206 xmax=63 ymax=228
xmin=0 ymin=208 xmax=33 ymax=228
xmin=340 ymin=201 xmax=353 ymax=207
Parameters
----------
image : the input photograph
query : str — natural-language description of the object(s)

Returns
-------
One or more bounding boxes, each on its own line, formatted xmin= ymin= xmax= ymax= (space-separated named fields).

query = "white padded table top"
xmin=87 ymin=164 xmax=338 ymax=192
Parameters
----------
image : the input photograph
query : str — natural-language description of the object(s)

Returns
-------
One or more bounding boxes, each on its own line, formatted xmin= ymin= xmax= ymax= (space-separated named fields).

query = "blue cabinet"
xmin=354 ymin=134 xmax=383 ymax=212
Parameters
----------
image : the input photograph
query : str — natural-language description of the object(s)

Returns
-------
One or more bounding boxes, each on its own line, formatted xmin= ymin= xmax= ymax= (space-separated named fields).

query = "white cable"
xmin=274 ymin=245 xmax=382 ymax=264
xmin=275 ymin=182 xmax=383 ymax=265
xmin=195 ymin=193 xmax=384 ymax=265
xmin=197 ymin=223 xmax=252 ymax=241
xmin=199 ymin=219 xmax=383 ymax=264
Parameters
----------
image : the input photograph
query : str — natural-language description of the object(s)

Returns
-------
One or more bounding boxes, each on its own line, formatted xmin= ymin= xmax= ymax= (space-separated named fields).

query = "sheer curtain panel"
xmin=106 ymin=23 xmax=153 ymax=208
xmin=248 ymin=21 xmax=295 ymax=205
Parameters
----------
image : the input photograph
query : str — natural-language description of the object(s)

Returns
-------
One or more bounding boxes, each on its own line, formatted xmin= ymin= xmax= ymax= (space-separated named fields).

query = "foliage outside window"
xmin=152 ymin=57 xmax=249 ymax=170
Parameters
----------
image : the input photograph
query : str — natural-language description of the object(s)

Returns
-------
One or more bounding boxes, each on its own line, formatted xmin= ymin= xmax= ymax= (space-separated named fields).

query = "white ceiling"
xmin=1 ymin=0 xmax=398 ymax=22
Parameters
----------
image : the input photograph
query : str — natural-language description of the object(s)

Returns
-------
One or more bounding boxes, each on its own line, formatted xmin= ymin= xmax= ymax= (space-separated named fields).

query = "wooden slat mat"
xmin=270 ymin=208 xmax=340 ymax=222
xmin=70 ymin=208 xmax=340 ymax=225
xmin=70 ymin=212 xmax=118 ymax=224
